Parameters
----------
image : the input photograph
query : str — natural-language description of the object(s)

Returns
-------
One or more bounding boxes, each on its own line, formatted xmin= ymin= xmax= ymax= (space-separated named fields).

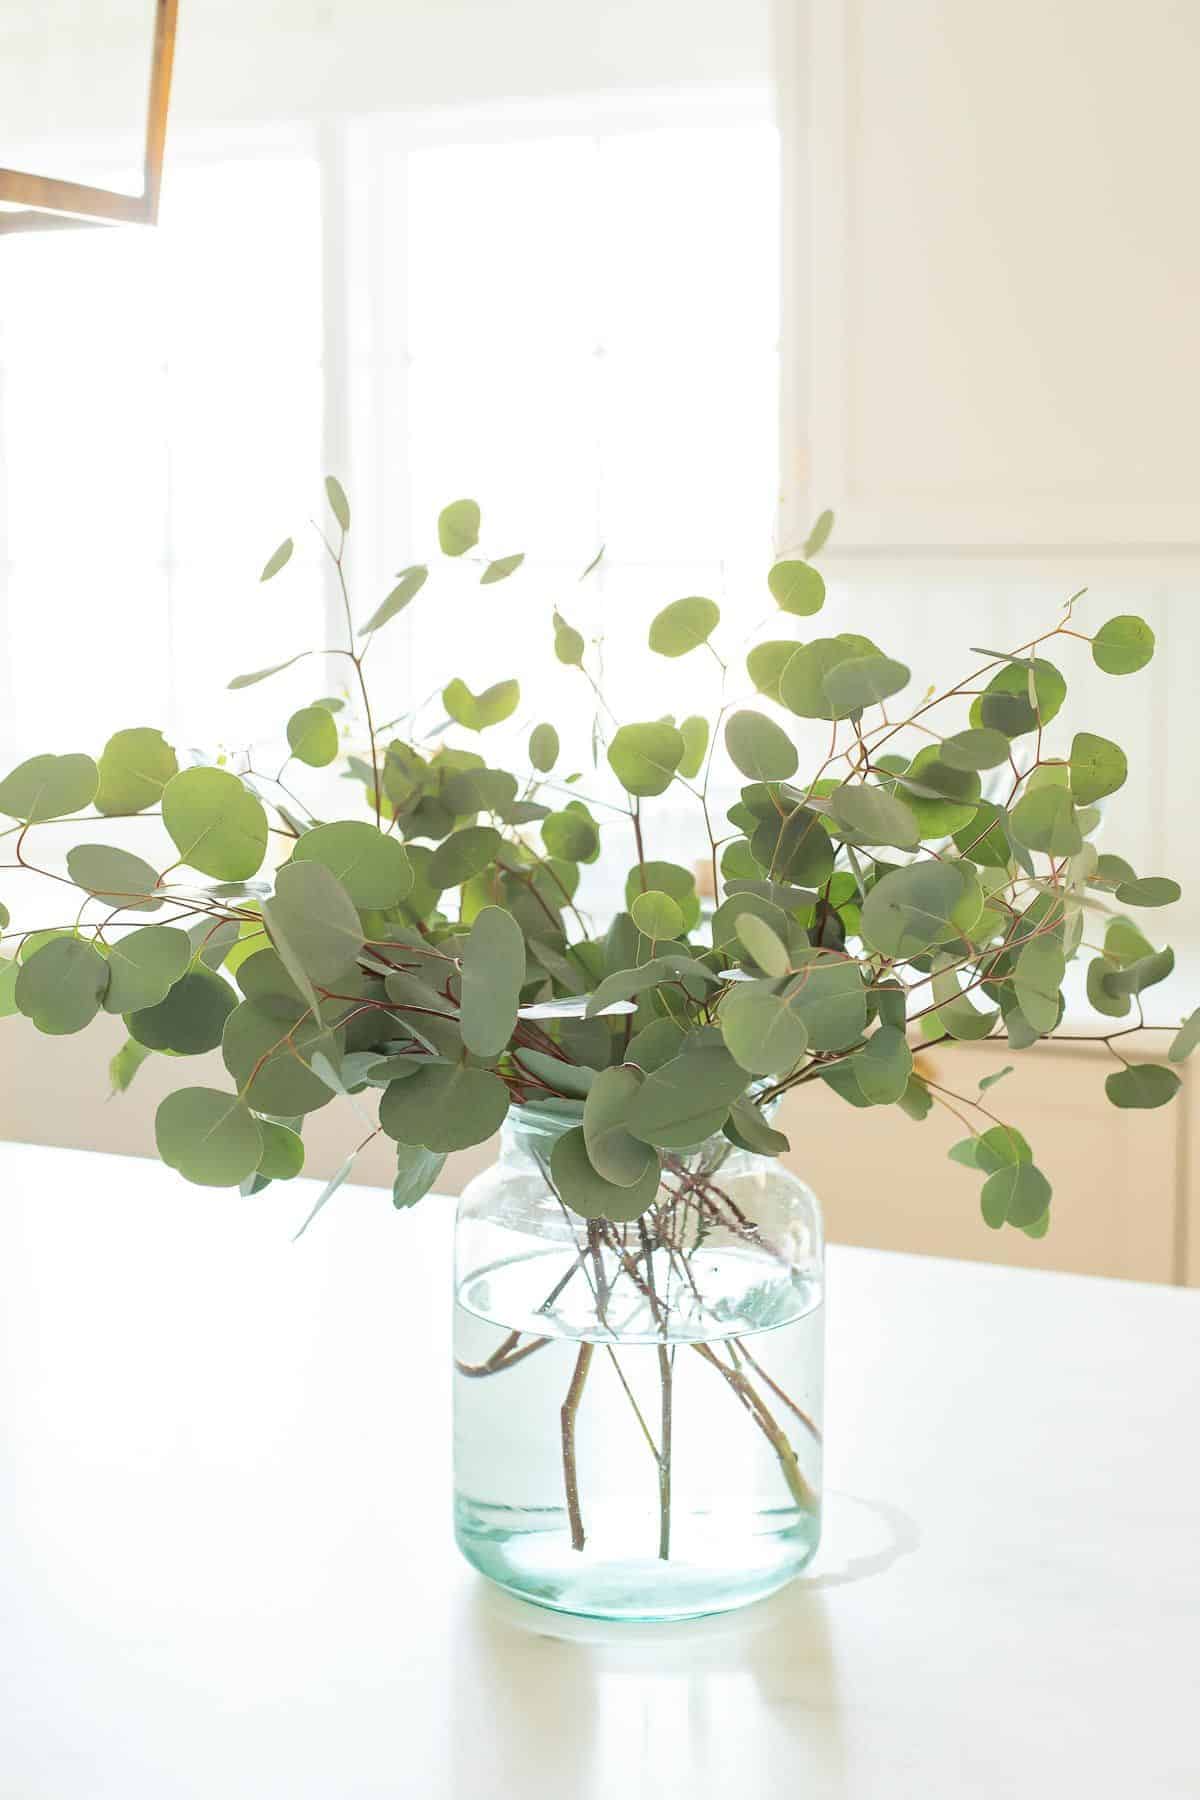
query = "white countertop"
xmin=1 ymin=1142 xmax=1197 ymax=1799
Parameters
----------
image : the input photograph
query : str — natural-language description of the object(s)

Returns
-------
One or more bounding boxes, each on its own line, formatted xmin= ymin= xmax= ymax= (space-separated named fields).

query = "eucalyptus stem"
xmin=691 ymin=1340 xmax=817 ymax=1513
xmin=638 ymin=1214 xmax=674 ymax=1561
xmin=561 ymin=1342 xmax=594 ymax=1552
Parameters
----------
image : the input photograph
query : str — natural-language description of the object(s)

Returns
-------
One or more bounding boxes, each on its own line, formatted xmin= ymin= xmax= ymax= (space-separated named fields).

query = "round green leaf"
xmin=392 ymin=1143 xmax=447 ymax=1209
xmin=853 ymin=1025 xmax=913 ymax=1105
xmin=826 ymin=783 xmax=919 ymax=849
xmin=290 ymin=821 xmax=413 ymax=909
xmin=1086 ymin=954 xmax=1130 ymax=1020
xmin=14 ymin=937 xmax=109 ymax=1034
xmin=623 ymin=862 xmax=699 ymax=931
xmin=785 ymin=950 xmax=868 ymax=1051
xmin=257 ymin=1121 xmax=305 ymax=1180
xmin=895 ymin=747 xmax=983 ymax=839
xmin=551 ymin=1125 xmax=659 ymax=1222
xmin=928 ymin=954 xmax=998 ymax=1040
xmin=0 ymin=753 xmax=98 ymax=823
xmin=287 ymin=705 xmax=339 ymax=768
xmin=260 ymin=538 xmax=294 ymax=581
xmin=971 ymin=659 xmax=1066 ymax=737
xmin=553 ymin=610 xmax=585 ymax=667
xmin=607 ymin=722 xmax=685 ymax=797
xmin=678 ymin=715 xmax=709 ymax=780
xmin=94 ymin=728 xmax=178 ymax=816
xmin=460 ymin=905 xmax=525 ymax=1058
xmin=710 ymin=890 xmax=790 ymax=955
xmin=1104 ymin=917 xmax=1154 ymax=966
xmin=624 ymin=1018 xmax=685 ymax=1074
xmin=1114 ymin=876 xmax=1181 ymax=909
xmin=953 ymin=800 xmax=1013 ymax=869
xmin=438 ymin=498 xmax=481 ymax=556
xmin=724 ymin=710 xmax=799 ymax=782
xmin=379 ymin=1064 xmax=509 ymax=1152
xmin=648 ymin=596 xmax=720 ymax=658
xmin=746 ymin=640 xmax=795 ymax=704
xmin=1092 ymin=614 xmax=1155 ymax=676
xmin=630 ymin=890 xmax=684 ymax=940
xmin=736 ymin=913 xmax=790 ymax=976
xmin=939 ymin=728 xmax=1012 ymax=772
xmin=1105 ymin=1063 xmax=1180 ymax=1110
xmin=720 ymin=980 xmax=809 ymax=1075
xmin=1009 ymin=787 xmax=1082 ymax=857
xmin=263 ymin=859 xmax=364 ymax=991
xmin=981 ymin=1162 xmax=1051 ymax=1229
xmin=974 ymin=1125 xmax=1033 ymax=1172
xmin=750 ymin=805 xmax=834 ymax=887
xmin=66 ymin=844 xmax=163 ymax=912
xmin=1013 ymin=936 xmax=1066 ymax=1035
xmin=128 ymin=967 xmax=236 ymax=1054
xmin=861 ymin=863 xmax=971 ymax=959
xmin=325 ymin=475 xmax=351 ymax=531
xmin=778 ymin=636 xmax=879 ymax=720
xmin=724 ymin=1095 xmax=790 ymax=1156
xmin=221 ymin=999 xmax=340 ymax=1115
xmin=767 ymin=559 xmax=825 ymax=616
xmin=1069 ymin=732 xmax=1128 ymax=806
xmin=529 ymin=723 xmax=560 ymax=772
xmin=428 ymin=825 xmax=502 ymax=891
xmin=103 ymin=925 xmax=191 ymax=1014
xmin=822 ymin=655 xmax=911 ymax=718
xmin=442 ymin=677 xmax=520 ymax=731
xmin=162 ymin=767 xmax=268 ymax=881
xmin=625 ymin=1043 xmax=747 ymax=1148
xmin=583 ymin=1066 xmax=657 ymax=1187
xmin=542 ymin=809 xmax=598 ymax=863
xmin=1105 ymin=944 xmax=1175 ymax=998
xmin=156 ymin=1088 xmax=263 ymax=1188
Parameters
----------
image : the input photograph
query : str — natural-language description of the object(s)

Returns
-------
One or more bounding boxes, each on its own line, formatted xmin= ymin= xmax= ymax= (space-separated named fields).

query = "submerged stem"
xmin=736 ymin=1340 xmax=822 ymax=1444
xmin=455 ymin=1331 xmax=550 ymax=1379
xmin=657 ymin=1344 xmax=674 ymax=1561
xmin=638 ymin=1216 xmax=674 ymax=1562
xmin=561 ymin=1341 xmax=594 ymax=1551
xmin=691 ymin=1341 xmax=817 ymax=1512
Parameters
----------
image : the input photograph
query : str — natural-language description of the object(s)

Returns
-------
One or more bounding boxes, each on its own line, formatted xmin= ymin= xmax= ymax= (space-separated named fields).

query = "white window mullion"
xmin=318 ymin=122 xmax=356 ymax=694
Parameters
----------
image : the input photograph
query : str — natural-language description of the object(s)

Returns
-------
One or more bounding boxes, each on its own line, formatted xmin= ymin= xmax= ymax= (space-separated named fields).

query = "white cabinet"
xmin=780 ymin=0 xmax=1200 ymax=554
xmin=780 ymin=1035 xmax=1191 ymax=1284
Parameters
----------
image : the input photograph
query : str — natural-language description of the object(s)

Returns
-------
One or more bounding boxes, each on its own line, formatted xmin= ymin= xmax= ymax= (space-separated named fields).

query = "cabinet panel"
xmin=784 ymin=0 xmax=1200 ymax=550
xmin=781 ymin=1038 xmax=1184 ymax=1284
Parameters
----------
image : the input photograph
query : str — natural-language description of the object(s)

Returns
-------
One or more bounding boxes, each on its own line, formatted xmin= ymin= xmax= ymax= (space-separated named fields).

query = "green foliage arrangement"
xmin=1 ymin=484 xmax=1193 ymax=1239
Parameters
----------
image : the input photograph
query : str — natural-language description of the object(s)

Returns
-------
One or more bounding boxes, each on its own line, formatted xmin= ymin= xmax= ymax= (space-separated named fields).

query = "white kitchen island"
xmin=1 ymin=1142 xmax=1196 ymax=1798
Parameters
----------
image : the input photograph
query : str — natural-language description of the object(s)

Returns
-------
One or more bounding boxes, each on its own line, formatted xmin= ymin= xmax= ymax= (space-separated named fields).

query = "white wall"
xmin=777 ymin=0 xmax=1200 ymax=939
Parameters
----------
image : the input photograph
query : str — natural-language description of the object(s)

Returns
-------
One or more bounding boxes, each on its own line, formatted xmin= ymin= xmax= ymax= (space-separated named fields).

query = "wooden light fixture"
xmin=0 ymin=0 xmax=178 ymax=236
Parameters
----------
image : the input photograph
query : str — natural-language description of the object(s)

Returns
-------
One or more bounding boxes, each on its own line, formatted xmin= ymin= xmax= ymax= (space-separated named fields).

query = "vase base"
xmin=455 ymin=1496 xmax=820 ymax=1622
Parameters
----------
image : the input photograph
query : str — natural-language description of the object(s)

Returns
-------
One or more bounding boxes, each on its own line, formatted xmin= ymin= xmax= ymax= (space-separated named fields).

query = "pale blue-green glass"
xmin=453 ymin=1103 xmax=824 ymax=1621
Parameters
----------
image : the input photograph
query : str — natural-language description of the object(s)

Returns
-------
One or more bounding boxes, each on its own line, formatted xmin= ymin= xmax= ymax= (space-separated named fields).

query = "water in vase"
xmin=454 ymin=1242 xmax=823 ymax=1620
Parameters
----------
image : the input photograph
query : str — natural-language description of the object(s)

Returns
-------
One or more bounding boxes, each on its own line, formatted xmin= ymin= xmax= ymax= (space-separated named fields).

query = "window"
xmin=0 ymin=95 xmax=779 ymax=893
xmin=0 ymin=151 xmax=325 ymax=761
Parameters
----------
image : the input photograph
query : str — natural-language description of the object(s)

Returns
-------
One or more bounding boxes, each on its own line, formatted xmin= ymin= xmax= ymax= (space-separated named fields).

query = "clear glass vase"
xmin=453 ymin=1101 xmax=825 ymax=1621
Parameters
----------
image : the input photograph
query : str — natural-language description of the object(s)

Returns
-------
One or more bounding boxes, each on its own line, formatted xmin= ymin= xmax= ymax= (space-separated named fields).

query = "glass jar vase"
xmin=453 ymin=1101 xmax=825 ymax=1621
